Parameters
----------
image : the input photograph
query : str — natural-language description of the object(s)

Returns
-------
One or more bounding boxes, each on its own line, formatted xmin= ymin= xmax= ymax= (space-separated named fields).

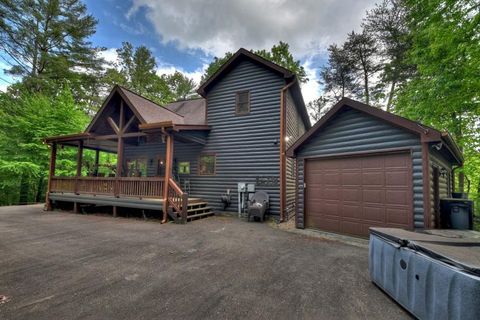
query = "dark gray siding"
xmin=200 ymin=59 xmax=284 ymax=215
xmin=123 ymin=60 xmax=285 ymax=215
xmin=285 ymin=90 xmax=307 ymax=219
xmin=295 ymin=108 xmax=425 ymax=228
xmin=429 ymin=147 xmax=453 ymax=227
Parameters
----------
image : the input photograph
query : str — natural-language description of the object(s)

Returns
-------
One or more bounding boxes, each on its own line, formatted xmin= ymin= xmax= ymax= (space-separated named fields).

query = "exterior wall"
xmin=429 ymin=147 xmax=453 ymax=227
xmin=199 ymin=60 xmax=284 ymax=215
xmin=284 ymin=90 xmax=307 ymax=219
xmin=295 ymin=108 xmax=425 ymax=228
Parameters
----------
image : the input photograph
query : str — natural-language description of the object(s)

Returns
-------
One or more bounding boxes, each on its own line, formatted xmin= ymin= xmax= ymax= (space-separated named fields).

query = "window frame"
xmin=178 ymin=161 xmax=191 ymax=175
xmin=235 ymin=90 xmax=250 ymax=115
xmin=198 ymin=154 xmax=216 ymax=176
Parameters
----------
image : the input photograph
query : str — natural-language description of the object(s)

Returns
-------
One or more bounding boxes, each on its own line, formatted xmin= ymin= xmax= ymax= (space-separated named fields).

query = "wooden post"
xmin=93 ymin=149 xmax=100 ymax=176
xmin=45 ymin=143 xmax=57 ymax=211
xmin=162 ymin=134 xmax=174 ymax=223
xmin=75 ymin=140 xmax=83 ymax=195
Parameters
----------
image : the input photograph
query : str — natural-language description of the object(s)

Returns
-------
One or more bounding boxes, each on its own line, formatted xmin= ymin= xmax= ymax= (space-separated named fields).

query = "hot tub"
xmin=369 ymin=227 xmax=480 ymax=320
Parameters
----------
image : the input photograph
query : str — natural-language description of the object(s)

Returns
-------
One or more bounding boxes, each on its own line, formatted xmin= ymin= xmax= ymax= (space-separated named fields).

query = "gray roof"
xmin=164 ymin=98 xmax=207 ymax=125
xmin=118 ymin=87 xmax=185 ymax=124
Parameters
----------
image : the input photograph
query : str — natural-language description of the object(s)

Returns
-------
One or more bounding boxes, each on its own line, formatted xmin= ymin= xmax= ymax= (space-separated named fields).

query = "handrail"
xmin=166 ymin=178 xmax=188 ymax=223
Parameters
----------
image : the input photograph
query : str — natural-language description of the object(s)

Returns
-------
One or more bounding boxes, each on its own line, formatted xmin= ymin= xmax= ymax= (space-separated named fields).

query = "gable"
xmin=205 ymin=58 xmax=286 ymax=96
xmin=296 ymin=107 xmax=420 ymax=157
xmin=87 ymin=91 xmax=140 ymax=135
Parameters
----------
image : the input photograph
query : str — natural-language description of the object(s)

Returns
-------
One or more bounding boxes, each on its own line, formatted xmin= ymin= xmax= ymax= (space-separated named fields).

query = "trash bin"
xmin=440 ymin=198 xmax=474 ymax=230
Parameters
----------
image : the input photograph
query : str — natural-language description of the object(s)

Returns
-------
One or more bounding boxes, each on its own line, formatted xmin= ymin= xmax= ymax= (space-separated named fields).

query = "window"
xmin=178 ymin=161 xmax=190 ymax=174
xmin=126 ymin=158 xmax=148 ymax=177
xmin=235 ymin=91 xmax=250 ymax=115
xmin=199 ymin=154 xmax=216 ymax=175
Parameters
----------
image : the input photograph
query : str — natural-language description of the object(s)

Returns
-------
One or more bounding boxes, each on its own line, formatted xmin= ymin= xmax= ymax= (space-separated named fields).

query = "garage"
xmin=287 ymin=98 xmax=463 ymax=237
xmin=304 ymin=152 xmax=412 ymax=237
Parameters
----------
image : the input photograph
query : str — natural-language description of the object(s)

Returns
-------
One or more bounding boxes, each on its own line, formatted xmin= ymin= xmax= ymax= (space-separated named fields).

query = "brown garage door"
xmin=305 ymin=152 xmax=413 ymax=237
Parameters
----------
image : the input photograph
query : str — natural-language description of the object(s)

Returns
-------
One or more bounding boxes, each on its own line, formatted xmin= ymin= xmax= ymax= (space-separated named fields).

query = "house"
xmin=44 ymin=48 xmax=311 ymax=222
xmin=286 ymin=98 xmax=463 ymax=237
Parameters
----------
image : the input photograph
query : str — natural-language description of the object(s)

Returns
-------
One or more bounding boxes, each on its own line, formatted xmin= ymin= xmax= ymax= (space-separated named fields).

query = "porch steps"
xmin=186 ymin=199 xmax=214 ymax=221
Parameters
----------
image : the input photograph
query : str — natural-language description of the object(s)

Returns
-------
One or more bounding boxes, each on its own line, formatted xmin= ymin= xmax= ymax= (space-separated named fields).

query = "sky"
xmin=1 ymin=0 xmax=378 ymax=103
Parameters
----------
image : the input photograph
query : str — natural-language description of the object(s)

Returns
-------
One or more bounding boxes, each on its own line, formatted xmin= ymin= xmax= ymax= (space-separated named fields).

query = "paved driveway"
xmin=0 ymin=205 xmax=409 ymax=320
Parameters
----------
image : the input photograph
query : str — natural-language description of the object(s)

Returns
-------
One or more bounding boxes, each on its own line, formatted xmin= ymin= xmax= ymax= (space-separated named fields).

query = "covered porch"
xmin=44 ymin=86 xmax=211 ymax=223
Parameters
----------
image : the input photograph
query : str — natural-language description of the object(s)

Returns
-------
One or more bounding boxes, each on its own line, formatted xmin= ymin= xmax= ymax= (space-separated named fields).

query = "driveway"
xmin=0 ymin=205 xmax=409 ymax=320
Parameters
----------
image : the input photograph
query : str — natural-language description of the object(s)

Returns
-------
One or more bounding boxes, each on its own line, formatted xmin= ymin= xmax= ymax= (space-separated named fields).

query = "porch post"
xmin=162 ymin=134 xmax=174 ymax=223
xmin=74 ymin=140 xmax=84 ymax=195
xmin=93 ymin=149 xmax=100 ymax=176
xmin=116 ymin=138 xmax=124 ymax=177
xmin=45 ymin=143 xmax=57 ymax=211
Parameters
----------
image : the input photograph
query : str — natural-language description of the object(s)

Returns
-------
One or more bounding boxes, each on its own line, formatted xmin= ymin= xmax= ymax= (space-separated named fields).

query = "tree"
xmin=320 ymin=44 xmax=361 ymax=102
xmin=363 ymin=0 xmax=414 ymax=111
xmin=0 ymin=86 xmax=90 ymax=205
xmin=344 ymin=31 xmax=381 ymax=105
xmin=0 ymin=0 xmax=104 ymax=107
xmin=307 ymin=96 xmax=330 ymax=122
xmin=201 ymin=42 xmax=308 ymax=84
xmin=396 ymin=0 xmax=480 ymax=195
xmin=255 ymin=42 xmax=308 ymax=83
xmin=165 ymin=71 xmax=197 ymax=100
xmin=200 ymin=52 xmax=234 ymax=84
xmin=103 ymin=42 xmax=173 ymax=105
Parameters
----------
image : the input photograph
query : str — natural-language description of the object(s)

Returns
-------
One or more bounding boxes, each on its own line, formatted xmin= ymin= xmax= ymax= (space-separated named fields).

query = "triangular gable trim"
xmin=85 ymin=85 xmax=146 ymax=133
xmin=286 ymin=98 xmax=447 ymax=157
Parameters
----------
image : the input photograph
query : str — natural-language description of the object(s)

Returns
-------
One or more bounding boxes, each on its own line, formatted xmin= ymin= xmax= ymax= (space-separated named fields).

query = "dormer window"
xmin=235 ymin=91 xmax=250 ymax=115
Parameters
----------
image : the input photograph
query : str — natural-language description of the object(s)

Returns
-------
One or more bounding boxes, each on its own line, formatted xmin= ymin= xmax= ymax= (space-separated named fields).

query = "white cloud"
xmin=99 ymin=48 xmax=120 ymax=65
xmin=128 ymin=0 xmax=377 ymax=58
xmin=300 ymin=58 xmax=321 ymax=104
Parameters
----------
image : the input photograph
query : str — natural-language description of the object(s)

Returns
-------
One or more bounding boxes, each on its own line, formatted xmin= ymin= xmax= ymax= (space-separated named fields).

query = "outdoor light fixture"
xmin=285 ymin=136 xmax=291 ymax=142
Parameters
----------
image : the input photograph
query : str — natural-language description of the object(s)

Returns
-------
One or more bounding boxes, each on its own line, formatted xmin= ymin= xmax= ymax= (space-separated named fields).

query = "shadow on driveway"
xmin=0 ymin=205 xmax=410 ymax=320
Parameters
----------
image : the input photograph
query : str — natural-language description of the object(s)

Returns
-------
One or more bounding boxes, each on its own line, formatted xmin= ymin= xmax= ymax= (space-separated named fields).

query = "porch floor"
xmin=49 ymin=192 xmax=205 ymax=212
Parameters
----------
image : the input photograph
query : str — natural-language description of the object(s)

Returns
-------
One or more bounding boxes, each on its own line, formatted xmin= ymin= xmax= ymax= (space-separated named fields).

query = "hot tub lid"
xmin=370 ymin=228 xmax=480 ymax=277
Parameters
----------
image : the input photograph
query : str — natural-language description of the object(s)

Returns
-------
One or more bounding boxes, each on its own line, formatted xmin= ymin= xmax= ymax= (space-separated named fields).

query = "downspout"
xmin=279 ymin=77 xmax=297 ymax=222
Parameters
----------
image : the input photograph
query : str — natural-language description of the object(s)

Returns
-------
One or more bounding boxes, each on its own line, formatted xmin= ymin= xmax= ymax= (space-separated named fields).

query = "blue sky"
xmin=1 ymin=0 xmax=377 ymax=103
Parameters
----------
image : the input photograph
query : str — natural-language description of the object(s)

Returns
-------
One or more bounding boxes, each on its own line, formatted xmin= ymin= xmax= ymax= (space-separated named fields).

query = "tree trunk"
xmin=19 ymin=173 xmax=30 ymax=205
xmin=364 ymin=71 xmax=369 ymax=105
xmin=386 ymin=80 xmax=396 ymax=112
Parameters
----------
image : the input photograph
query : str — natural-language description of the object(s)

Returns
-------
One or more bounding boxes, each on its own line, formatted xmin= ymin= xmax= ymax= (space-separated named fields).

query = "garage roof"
xmin=286 ymin=98 xmax=463 ymax=165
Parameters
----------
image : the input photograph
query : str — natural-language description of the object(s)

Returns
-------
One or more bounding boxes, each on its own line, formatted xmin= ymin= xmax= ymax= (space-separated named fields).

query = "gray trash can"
xmin=440 ymin=198 xmax=474 ymax=230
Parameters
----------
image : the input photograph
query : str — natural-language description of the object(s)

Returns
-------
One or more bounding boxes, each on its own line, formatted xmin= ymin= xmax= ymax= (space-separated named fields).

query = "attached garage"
xmin=287 ymin=98 xmax=463 ymax=238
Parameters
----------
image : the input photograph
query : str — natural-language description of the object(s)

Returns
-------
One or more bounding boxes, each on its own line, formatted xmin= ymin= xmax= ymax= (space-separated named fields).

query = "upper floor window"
xmin=235 ymin=91 xmax=250 ymax=115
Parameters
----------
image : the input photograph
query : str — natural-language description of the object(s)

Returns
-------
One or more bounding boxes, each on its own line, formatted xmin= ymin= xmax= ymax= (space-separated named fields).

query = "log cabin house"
xmin=44 ymin=48 xmax=311 ymax=223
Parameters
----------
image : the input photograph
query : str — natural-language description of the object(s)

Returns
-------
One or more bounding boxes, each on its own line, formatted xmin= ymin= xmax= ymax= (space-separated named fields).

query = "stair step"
xmin=187 ymin=206 xmax=212 ymax=214
xmin=187 ymin=211 xmax=215 ymax=220
xmin=187 ymin=202 xmax=208 ymax=208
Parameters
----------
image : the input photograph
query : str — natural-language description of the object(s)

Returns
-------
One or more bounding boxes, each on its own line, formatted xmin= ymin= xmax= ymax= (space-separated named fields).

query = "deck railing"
xmin=166 ymin=178 xmax=188 ymax=223
xmin=50 ymin=176 xmax=164 ymax=199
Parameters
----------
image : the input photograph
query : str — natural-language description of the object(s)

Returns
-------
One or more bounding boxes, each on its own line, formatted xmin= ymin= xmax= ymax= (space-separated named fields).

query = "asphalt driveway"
xmin=0 ymin=205 xmax=409 ymax=320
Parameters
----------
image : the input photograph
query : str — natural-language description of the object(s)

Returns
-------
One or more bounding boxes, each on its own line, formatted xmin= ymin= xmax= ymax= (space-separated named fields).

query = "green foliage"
xmin=320 ymin=44 xmax=361 ymax=102
xmin=102 ymin=42 xmax=199 ymax=104
xmin=395 ymin=0 xmax=480 ymax=209
xmin=201 ymin=42 xmax=308 ymax=84
xmin=164 ymin=71 xmax=198 ymax=100
xmin=0 ymin=86 xmax=89 ymax=205
xmin=0 ymin=0 xmax=105 ymax=110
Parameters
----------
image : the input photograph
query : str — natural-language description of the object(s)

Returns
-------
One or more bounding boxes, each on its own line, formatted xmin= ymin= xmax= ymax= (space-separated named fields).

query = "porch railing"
xmin=50 ymin=176 xmax=164 ymax=199
xmin=166 ymin=178 xmax=188 ymax=223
